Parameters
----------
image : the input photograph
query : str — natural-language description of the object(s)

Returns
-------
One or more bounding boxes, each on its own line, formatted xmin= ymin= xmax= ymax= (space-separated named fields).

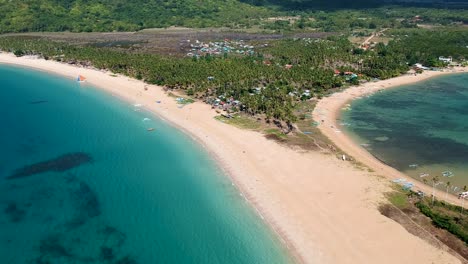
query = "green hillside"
xmin=0 ymin=0 xmax=274 ymax=33
xmin=0 ymin=0 xmax=466 ymax=33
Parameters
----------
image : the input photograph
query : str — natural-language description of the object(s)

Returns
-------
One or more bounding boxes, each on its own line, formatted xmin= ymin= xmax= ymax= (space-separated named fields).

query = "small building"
xmin=414 ymin=63 xmax=429 ymax=70
xmin=459 ymin=191 xmax=468 ymax=199
xmin=438 ymin=56 xmax=453 ymax=63
xmin=412 ymin=15 xmax=423 ymax=22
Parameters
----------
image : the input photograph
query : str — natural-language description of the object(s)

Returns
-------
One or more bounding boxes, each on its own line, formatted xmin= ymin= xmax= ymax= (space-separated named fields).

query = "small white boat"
xmin=419 ymin=173 xmax=429 ymax=178
xmin=442 ymin=171 xmax=454 ymax=177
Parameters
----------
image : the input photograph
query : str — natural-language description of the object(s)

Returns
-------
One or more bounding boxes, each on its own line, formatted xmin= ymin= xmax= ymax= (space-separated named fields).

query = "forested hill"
xmin=0 ymin=0 xmax=272 ymax=32
xmin=243 ymin=0 xmax=468 ymax=8
xmin=0 ymin=0 xmax=466 ymax=33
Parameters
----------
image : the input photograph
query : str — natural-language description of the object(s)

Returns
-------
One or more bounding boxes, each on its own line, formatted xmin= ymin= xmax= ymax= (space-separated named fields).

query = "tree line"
xmin=0 ymin=0 xmax=466 ymax=33
xmin=0 ymin=28 xmax=466 ymax=122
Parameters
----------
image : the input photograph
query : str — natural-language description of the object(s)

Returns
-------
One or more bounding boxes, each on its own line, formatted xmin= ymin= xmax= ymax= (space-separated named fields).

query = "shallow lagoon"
xmin=342 ymin=74 xmax=468 ymax=193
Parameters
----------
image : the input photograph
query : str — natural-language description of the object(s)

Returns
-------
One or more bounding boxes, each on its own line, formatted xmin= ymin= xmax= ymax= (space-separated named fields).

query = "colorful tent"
xmin=77 ymin=75 xmax=86 ymax=82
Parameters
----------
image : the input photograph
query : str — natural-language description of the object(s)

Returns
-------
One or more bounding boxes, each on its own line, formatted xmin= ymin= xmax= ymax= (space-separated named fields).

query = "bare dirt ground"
xmin=5 ymin=28 xmax=333 ymax=56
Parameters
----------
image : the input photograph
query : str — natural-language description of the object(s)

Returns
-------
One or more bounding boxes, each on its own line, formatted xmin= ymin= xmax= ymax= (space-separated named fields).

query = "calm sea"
xmin=342 ymin=73 xmax=468 ymax=193
xmin=0 ymin=65 xmax=291 ymax=263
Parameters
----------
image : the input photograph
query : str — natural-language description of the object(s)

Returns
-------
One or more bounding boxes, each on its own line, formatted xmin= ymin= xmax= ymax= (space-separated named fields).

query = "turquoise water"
xmin=0 ymin=65 xmax=291 ymax=263
xmin=342 ymin=74 xmax=468 ymax=193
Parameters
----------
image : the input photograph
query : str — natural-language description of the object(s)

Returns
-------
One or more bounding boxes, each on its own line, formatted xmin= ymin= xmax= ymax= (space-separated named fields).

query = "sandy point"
xmin=0 ymin=53 xmax=463 ymax=263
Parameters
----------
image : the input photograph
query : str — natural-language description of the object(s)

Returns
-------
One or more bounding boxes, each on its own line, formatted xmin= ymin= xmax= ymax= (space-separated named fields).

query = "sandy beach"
xmin=313 ymin=69 xmax=468 ymax=207
xmin=0 ymin=53 xmax=463 ymax=264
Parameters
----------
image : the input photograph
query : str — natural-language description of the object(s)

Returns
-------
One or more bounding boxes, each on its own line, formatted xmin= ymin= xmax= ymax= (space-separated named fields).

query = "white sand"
xmin=0 ymin=53 xmax=462 ymax=264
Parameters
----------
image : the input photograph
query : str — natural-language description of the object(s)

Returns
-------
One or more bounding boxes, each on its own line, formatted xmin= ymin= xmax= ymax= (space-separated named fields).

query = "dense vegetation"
xmin=385 ymin=28 xmax=468 ymax=66
xmin=0 ymin=0 xmax=467 ymax=33
xmin=383 ymin=189 xmax=468 ymax=258
xmin=0 ymin=28 xmax=466 ymax=122
xmin=275 ymin=7 xmax=468 ymax=32
xmin=416 ymin=199 xmax=468 ymax=244
xmin=246 ymin=0 xmax=468 ymax=9
xmin=0 ymin=0 xmax=274 ymax=32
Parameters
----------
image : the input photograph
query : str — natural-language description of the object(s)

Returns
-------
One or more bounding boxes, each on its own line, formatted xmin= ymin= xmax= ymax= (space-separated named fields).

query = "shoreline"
xmin=0 ymin=53 xmax=303 ymax=263
xmin=313 ymin=68 xmax=468 ymax=206
xmin=1 ymin=53 xmax=463 ymax=264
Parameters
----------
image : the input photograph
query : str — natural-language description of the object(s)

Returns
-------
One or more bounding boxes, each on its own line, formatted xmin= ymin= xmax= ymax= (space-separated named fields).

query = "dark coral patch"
xmin=8 ymin=152 xmax=93 ymax=179
xmin=4 ymin=202 xmax=26 ymax=223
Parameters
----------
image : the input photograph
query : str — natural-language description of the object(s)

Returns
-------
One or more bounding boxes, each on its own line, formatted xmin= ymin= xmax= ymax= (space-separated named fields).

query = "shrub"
xmin=13 ymin=49 xmax=25 ymax=57
xmin=416 ymin=202 xmax=468 ymax=244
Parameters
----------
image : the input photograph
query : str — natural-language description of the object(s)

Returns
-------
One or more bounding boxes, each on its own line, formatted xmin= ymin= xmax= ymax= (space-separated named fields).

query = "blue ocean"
xmin=342 ymin=74 xmax=468 ymax=193
xmin=0 ymin=65 xmax=291 ymax=263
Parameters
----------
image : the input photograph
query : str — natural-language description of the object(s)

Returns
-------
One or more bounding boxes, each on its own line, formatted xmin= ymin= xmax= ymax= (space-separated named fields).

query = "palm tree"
xmin=431 ymin=176 xmax=439 ymax=206
xmin=462 ymin=185 xmax=467 ymax=213
xmin=445 ymin=181 xmax=451 ymax=200
xmin=423 ymin=178 xmax=428 ymax=185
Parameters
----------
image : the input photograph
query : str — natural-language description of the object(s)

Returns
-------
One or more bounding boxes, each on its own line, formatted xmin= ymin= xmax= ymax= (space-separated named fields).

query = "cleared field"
xmin=4 ymin=29 xmax=333 ymax=56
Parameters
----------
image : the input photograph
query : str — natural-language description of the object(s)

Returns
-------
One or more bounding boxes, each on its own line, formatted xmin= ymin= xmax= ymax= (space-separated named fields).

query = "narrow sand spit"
xmin=0 ymin=53 xmax=462 ymax=264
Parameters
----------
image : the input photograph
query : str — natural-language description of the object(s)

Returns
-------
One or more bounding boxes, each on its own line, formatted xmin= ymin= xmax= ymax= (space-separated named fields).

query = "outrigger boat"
xmin=442 ymin=171 xmax=454 ymax=177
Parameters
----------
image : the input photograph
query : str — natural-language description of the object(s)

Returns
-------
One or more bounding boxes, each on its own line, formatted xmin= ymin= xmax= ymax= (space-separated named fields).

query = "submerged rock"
xmin=28 ymin=100 xmax=48 ymax=105
xmin=64 ymin=216 xmax=87 ymax=229
xmin=374 ymin=136 xmax=389 ymax=142
xmin=4 ymin=202 xmax=26 ymax=223
xmin=75 ymin=182 xmax=101 ymax=218
xmin=100 ymin=246 xmax=115 ymax=261
xmin=115 ymin=256 xmax=138 ymax=264
xmin=100 ymin=226 xmax=127 ymax=248
xmin=64 ymin=180 xmax=101 ymax=229
xmin=38 ymin=235 xmax=73 ymax=259
xmin=8 ymin=152 xmax=93 ymax=180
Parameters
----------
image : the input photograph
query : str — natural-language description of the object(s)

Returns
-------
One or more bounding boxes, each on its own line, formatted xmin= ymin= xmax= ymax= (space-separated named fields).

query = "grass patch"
xmin=264 ymin=128 xmax=288 ymax=142
xmin=214 ymin=114 xmax=261 ymax=130
xmin=291 ymin=100 xmax=334 ymax=150
xmin=264 ymin=128 xmax=286 ymax=138
xmin=387 ymin=191 xmax=410 ymax=209
xmin=176 ymin=97 xmax=195 ymax=105
xmin=167 ymin=92 xmax=177 ymax=98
